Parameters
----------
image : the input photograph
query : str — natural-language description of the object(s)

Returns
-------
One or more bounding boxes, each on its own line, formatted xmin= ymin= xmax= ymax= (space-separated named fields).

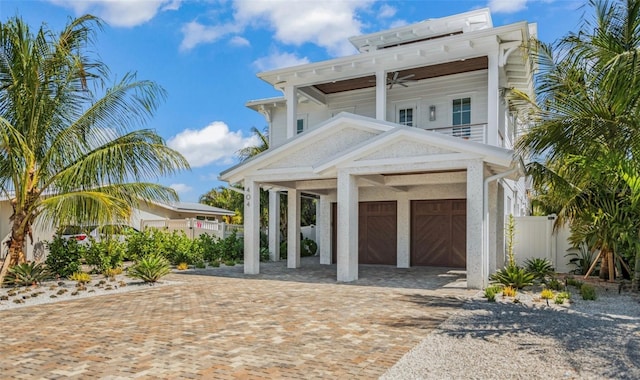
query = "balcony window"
xmin=398 ymin=107 xmax=414 ymax=126
xmin=452 ymin=97 xmax=471 ymax=137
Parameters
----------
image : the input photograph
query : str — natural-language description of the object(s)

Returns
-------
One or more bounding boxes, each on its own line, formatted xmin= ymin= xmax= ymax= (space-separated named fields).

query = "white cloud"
xmin=167 ymin=122 xmax=259 ymax=168
xmin=488 ymin=0 xmax=528 ymax=13
xmin=49 ymin=0 xmax=181 ymax=27
xmin=180 ymin=21 xmax=240 ymax=51
xmin=229 ymin=36 xmax=250 ymax=47
xmin=233 ymin=0 xmax=374 ymax=56
xmin=170 ymin=183 xmax=193 ymax=194
xmin=253 ymin=51 xmax=309 ymax=71
xmin=378 ymin=4 xmax=397 ymax=18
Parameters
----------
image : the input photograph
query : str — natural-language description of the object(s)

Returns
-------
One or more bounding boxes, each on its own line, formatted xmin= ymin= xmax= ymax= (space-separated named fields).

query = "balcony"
xmin=427 ymin=123 xmax=486 ymax=144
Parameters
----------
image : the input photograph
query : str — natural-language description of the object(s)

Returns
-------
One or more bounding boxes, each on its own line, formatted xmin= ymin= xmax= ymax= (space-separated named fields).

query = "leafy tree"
xmin=0 ymin=15 xmax=189 ymax=282
xmin=199 ymin=186 xmax=243 ymax=224
xmin=515 ymin=0 xmax=640 ymax=288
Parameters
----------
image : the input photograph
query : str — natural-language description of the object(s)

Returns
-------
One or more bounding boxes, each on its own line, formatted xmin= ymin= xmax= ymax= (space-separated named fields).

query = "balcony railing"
xmin=426 ymin=123 xmax=487 ymax=144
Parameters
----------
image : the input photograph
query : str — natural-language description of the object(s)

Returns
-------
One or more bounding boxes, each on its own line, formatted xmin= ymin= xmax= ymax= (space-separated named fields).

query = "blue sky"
xmin=1 ymin=0 xmax=586 ymax=202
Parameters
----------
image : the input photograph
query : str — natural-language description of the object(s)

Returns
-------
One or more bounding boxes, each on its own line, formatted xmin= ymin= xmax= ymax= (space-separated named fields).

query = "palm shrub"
xmin=128 ymin=254 xmax=171 ymax=283
xmin=3 ymin=262 xmax=51 ymax=287
xmin=525 ymin=258 xmax=555 ymax=283
xmin=301 ymin=238 xmax=318 ymax=257
xmin=45 ymin=236 xmax=85 ymax=278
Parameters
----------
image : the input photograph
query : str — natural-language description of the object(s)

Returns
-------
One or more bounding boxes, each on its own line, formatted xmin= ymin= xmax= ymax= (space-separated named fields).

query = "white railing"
xmin=140 ymin=219 xmax=243 ymax=240
xmin=427 ymin=123 xmax=487 ymax=144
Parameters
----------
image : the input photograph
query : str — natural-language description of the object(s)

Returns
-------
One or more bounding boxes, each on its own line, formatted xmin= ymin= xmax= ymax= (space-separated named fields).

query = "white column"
xmin=375 ymin=69 xmax=387 ymax=121
xmin=268 ymin=190 xmax=281 ymax=261
xmin=396 ymin=195 xmax=410 ymax=268
xmin=287 ymin=188 xmax=301 ymax=268
xmin=319 ymin=195 xmax=332 ymax=265
xmin=487 ymin=50 xmax=500 ymax=146
xmin=467 ymin=160 xmax=484 ymax=288
xmin=243 ymin=179 xmax=260 ymax=274
xmin=337 ymin=171 xmax=358 ymax=282
xmin=285 ymin=85 xmax=297 ymax=139
xmin=488 ymin=181 xmax=499 ymax=273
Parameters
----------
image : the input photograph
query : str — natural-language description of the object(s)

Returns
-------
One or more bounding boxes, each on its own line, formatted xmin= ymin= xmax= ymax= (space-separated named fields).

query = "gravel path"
xmin=382 ymin=289 xmax=640 ymax=380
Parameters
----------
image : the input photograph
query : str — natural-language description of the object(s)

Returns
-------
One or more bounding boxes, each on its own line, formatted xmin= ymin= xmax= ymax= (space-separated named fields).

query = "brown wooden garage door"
xmin=411 ymin=199 xmax=466 ymax=268
xmin=332 ymin=201 xmax=397 ymax=265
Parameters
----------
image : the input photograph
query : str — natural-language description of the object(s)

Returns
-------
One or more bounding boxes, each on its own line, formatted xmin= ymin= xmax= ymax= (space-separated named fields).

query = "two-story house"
xmin=220 ymin=8 xmax=535 ymax=288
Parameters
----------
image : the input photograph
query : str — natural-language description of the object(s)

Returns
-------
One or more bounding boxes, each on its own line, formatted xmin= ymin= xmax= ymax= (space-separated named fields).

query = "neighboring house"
xmin=0 ymin=199 xmax=235 ymax=261
xmin=220 ymin=8 xmax=535 ymax=288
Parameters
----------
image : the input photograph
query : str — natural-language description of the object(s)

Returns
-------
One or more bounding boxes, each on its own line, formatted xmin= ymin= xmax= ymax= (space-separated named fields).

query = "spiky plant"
xmin=2 ymin=262 xmax=51 ymax=287
xmin=128 ymin=254 xmax=171 ymax=283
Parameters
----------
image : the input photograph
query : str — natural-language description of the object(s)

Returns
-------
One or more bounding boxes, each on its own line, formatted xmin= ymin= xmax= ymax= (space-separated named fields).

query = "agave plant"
xmin=489 ymin=265 xmax=535 ymax=289
xmin=128 ymin=254 xmax=171 ymax=283
xmin=3 ymin=262 xmax=51 ymax=287
xmin=525 ymin=258 xmax=555 ymax=283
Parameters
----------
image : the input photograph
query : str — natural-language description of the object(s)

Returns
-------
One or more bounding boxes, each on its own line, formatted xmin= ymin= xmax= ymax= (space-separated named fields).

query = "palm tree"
xmin=0 ymin=15 xmax=189 ymax=281
xmin=515 ymin=0 xmax=640 ymax=287
xmin=199 ymin=186 xmax=243 ymax=224
xmin=236 ymin=127 xmax=269 ymax=162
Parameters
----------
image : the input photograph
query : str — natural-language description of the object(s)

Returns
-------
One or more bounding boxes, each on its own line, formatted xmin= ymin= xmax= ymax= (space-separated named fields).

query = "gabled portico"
xmin=220 ymin=113 xmax=519 ymax=289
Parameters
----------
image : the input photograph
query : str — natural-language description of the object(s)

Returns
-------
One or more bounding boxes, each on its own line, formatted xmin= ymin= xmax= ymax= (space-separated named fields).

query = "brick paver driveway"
xmin=0 ymin=258 xmax=475 ymax=379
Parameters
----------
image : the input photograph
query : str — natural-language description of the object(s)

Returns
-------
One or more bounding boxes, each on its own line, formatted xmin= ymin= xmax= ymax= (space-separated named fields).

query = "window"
xmin=452 ymin=97 xmax=471 ymax=137
xmin=398 ymin=107 xmax=414 ymax=126
xmin=296 ymin=118 xmax=305 ymax=134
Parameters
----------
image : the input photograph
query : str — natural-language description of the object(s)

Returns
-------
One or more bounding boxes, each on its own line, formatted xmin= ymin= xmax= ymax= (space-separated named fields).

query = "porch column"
xmin=318 ymin=195 xmax=332 ymax=265
xmin=488 ymin=181 xmax=499 ymax=273
xmin=487 ymin=50 xmax=500 ymax=146
xmin=466 ymin=160 xmax=484 ymax=288
xmin=285 ymin=85 xmax=297 ymax=139
xmin=375 ymin=69 xmax=387 ymax=121
xmin=268 ymin=190 xmax=281 ymax=261
xmin=337 ymin=171 xmax=358 ymax=281
xmin=287 ymin=188 xmax=301 ymax=268
xmin=243 ymin=179 xmax=260 ymax=274
xmin=396 ymin=195 xmax=410 ymax=268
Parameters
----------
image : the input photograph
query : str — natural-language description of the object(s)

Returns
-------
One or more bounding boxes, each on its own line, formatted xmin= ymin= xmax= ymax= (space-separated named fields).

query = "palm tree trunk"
xmin=599 ymin=249 xmax=609 ymax=280
xmin=0 ymin=214 xmax=28 ymax=284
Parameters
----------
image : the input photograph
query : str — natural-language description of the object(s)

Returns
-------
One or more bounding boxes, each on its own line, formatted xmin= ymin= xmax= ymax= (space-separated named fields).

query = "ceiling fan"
xmin=387 ymin=71 xmax=416 ymax=89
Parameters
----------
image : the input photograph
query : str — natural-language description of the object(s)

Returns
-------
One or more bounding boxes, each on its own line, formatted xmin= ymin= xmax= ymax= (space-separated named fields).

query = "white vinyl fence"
xmin=140 ymin=219 xmax=243 ymax=240
xmin=513 ymin=215 xmax=574 ymax=273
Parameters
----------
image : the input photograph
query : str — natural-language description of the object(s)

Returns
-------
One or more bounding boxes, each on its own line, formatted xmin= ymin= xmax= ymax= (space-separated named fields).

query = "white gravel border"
xmin=0 ymin=273 xmax=177 ymax=311
xmin=381 ymin=288 xmax=640 ymax=380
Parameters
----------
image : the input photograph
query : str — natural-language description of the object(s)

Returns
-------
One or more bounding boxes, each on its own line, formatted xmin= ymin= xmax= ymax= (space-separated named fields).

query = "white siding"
xmin=268 ymin=70 xmax=491 ymax=147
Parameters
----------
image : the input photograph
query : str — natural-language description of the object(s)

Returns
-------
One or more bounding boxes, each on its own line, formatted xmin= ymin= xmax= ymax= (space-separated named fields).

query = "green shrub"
xmin=197 ymin=233 xmax=218 ymax=263
xmin=580 ymin=284 xmax=597 ymax=300
xmin=194 ymin=260 xmax=206 ymax=269
xmin=566 ymin=277 xmax=584 ymax=288
xmin=69 ymin=272 xmax=92 ymax=284
xmin=279 ymin=240 xmax=287 ymax=259
xmin=525 ymin=258 xmax=555 ymax=283
xmin=45 ymin=236 xmax=85 ymax=278
xmin=546 ymin=278 xmax=564 ymax=291
xmin=128 ymin=254 xmax=171 ymax=283
xmin=484 ymin=285 xmax=501 ymax=302
xmin=490 ymin=265 xmax=535 ymax=289
xmin=301 ymin=238 xmax=318 ymax=257
xmin=125 ymin=228 xmax=169 ymax=261
xmin=555 ymin=291 xmax=571 ymax=304
xmin=217 ymin=231 xmax=243 ymax=262
xmin=3 ymin=262 xmax=51 ymax=287
xmin=223 ymin=260 xmax=236 ymax=267
xmin=84 ymin=239 xmax=126 ymax=272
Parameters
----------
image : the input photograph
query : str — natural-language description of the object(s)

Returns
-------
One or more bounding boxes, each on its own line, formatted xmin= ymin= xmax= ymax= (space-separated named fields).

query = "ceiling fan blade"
xmin=398 ymin=73 xmax=416 ymax=81
xmin=392 ymin=71 xmax=399 ymax=81
xmin=399 ymin=82 xmax=409 ymax=87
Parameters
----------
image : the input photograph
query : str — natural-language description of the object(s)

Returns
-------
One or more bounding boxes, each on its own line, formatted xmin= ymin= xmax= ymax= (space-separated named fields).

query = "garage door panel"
xmin=411 ymin=200 xmax=466 ymax=268
xmin=359 ymin=202 xmax=397 ymax=265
